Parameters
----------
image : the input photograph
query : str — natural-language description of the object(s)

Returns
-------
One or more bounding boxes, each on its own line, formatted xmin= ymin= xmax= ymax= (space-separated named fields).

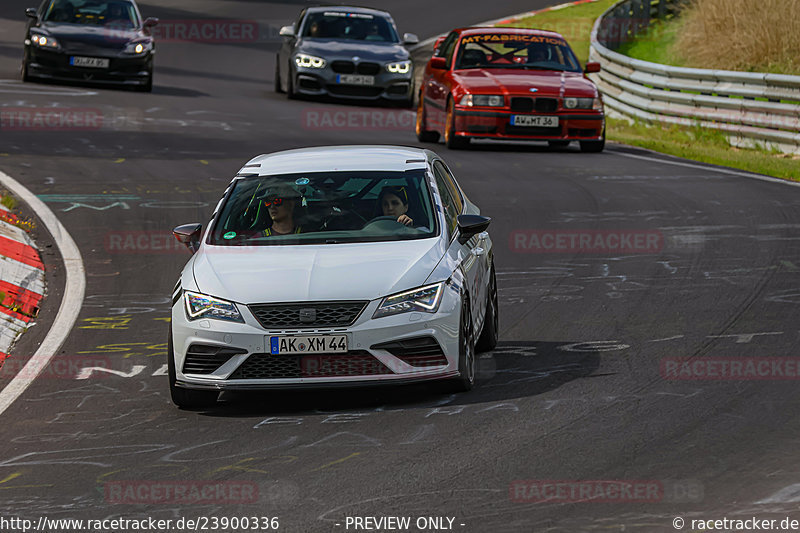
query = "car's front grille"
xmin=535 ymin=98 xmax=559 ymax=112
xmin=229 ymin=351 xmax=393 ymax=379
xmin=248 ymin=301 xmax=368 ymax=329
xmin=510 ymin=97 xmax=534 ymax=112
xmin=331 ymin=60 xmax=356 ymax=74
xmin=372 ymin=337 xmax=448 ymax=367
xmin=356 ymin=62 xmax=380 ymax=75
xmin=182 ymin=344 xmax=247 ymax=374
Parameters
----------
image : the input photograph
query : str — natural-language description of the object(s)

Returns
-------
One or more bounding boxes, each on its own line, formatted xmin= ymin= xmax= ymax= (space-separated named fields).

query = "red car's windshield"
xmin=455 ymin=33 xmax=582 ymax=72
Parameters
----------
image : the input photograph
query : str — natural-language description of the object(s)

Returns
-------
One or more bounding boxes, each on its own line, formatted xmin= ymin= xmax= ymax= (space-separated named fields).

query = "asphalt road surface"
xmin=1 ymin=1 xmax=800 ymax=532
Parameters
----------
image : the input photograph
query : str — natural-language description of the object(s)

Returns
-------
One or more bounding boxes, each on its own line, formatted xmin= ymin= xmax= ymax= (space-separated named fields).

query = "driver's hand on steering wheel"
xmin=397 ymin=214 xmax=413 ymax=226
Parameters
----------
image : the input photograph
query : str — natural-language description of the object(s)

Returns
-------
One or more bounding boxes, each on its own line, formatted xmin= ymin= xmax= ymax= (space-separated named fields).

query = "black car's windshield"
xmin=44 ymin=0 xmax=138 ymax=28
xmin=301 ymin=11 xmax=399 ymax=42
xmin=209 ymin=170 xmax=437 ymax=246
xmin=455 ymin=33 xmax=582 ymax=72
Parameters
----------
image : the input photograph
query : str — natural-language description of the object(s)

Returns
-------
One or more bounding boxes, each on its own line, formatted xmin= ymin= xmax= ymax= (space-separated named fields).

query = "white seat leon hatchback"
xmin=168 ymin=145 xmax=497 ymax=408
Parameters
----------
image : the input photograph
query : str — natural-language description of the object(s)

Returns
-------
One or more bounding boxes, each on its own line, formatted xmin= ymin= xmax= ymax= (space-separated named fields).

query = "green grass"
xmin=1 ymin=194 xmax=17 ymax=210
xmin=617 ymin=19 xmax=686 ymax=66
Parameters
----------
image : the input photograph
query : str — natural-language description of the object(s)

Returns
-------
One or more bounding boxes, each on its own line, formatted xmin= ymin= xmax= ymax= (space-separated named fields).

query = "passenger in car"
xmin=378 ymin=186 xmax=413 ymax=226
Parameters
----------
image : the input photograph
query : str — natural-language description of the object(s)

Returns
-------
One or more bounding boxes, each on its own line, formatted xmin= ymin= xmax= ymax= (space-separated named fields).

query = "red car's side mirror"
xmin=430 ymin=57 xmax=447 ymax=70
xmin=433 ymin=36 xmax=445 ymax=54
xmin=584 ymin=62 xmax=601 ymax=74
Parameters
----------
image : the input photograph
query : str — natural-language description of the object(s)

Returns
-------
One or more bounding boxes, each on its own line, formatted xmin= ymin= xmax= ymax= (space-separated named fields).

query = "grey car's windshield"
xmin=301 ymin=11 xmax=399 ymax=42
xmin=209 ymin=170 xmax=437 ymax=246
xmin=44 ymin=0 xmax=138 ymax=28
xmin=456 ymin=33 xmax=582 ymax=72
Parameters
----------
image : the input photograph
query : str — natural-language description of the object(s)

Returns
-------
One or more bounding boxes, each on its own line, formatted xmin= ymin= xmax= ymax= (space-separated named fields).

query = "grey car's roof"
xmin=305 ymin=6 xmax=393 ymax=17
xmin=240 ymin=146 xmax=432 ymax=176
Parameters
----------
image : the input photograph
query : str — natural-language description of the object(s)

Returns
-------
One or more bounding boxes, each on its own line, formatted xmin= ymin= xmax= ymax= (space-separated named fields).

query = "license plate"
xmin=511 ymin=115 xmax=559 ymax=127
xmin=336 ymin=74 xmax=374 ymax=86
xmin=269 ymin=335 xmax=347 ymax=355
xmin=70 ymin=56 xmax=110 ymax=69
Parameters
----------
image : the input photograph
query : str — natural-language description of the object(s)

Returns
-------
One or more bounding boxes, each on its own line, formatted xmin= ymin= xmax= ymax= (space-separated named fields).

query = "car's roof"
xmin=306 ymin=5 xmax=393 ymax=17
xmin=456 ymin=26 xmax=565 ymax=39
xmin=241 ymin=146 xmax=432 ymax=176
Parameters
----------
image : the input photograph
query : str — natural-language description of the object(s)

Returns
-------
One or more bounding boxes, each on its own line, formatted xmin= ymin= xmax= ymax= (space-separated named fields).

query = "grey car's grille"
xmin=182 ymin=344 xmax=246 ymax=374
xmin=372 ymin=337 xmax=447 ymax=367
xmin=229 ymin=351 xmax=392 ymax=379
xmin=248 ymin=301 xmax=368 ymax=328
xmin=331 ymin=61 xmax=380 ymax=75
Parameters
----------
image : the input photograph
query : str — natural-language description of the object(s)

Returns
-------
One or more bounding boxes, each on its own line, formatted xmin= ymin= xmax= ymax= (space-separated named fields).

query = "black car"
xmin=22 ymin=0 xmax=158 ymax=92
xmin=275 ymin=6 xmax=419 ymax=106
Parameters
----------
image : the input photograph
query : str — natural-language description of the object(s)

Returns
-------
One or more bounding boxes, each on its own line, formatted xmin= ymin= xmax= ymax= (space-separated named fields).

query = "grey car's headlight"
xmin=124 ymin=40 xmax=152 ymax=54
xmin=386 ymin=60 xmax=411 ymax=74
xmin=295 ymin=53 xmax=326 ymax=68
xmin=373 ymin=282 xmax=444 ymax=319
xmin=31 ymin=34 xmax=59 ymax=49
xmin=184 ymin=290 xmax=244 ymax=323
xmin=459 ymin=94 xmax=504 ymax=107
xmin=564 ymin=97 xmax=597 ymax=109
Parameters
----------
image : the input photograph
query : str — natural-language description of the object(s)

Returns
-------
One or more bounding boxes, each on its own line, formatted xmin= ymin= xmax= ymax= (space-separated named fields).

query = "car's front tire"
xmin=580 ymin=127 xmax=605 ymax=153
xmin=416 ymin=94 xmax=440 ymax=143
xmin=287 ymin=65 xmax=297 ymax=99
xmin=168 ymin=328 xmax=219 ymax=409
xmin=450 ymin=295 xmax=476 ymax=391
xmin=476 ymin=264 xmax=498 ymax=352
xmin=445 ymin=97 xmax=469 ymax=150
xmin=21 ymin=60 xmax=30 ymax=82
xmin=274 ymin=57 xmax=284 ymax=93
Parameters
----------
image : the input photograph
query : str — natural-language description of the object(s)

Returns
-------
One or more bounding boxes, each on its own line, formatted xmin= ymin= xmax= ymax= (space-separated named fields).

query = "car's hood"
xmin=191 ymin=238 xmax=444 ymax=304
xmin=453 ymin=69 xmax=597 ymax=97
xmin=298 ymin=39 xmax=408 ymax=61
xmin=39 ymin=22 xmax=140 ymax=49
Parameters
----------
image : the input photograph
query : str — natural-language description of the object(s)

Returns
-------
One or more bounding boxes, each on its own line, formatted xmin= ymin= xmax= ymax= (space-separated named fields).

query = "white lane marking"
xmin=0 ymin=80 xmax=97 ymax=96
xmin=613 ymin=151 xmax=800 ymax=187
xmin=0 ymin=170 xmax=86 ymax=417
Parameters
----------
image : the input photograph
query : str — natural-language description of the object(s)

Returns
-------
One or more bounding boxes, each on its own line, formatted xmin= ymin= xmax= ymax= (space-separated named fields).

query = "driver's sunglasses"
xmin=264 ymin=197 xmax=285 ymax=207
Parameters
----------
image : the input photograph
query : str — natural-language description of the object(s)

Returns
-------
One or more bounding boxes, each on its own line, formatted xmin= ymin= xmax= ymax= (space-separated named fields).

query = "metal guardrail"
xmin=588 ymin=0 xmax=800 ymax=154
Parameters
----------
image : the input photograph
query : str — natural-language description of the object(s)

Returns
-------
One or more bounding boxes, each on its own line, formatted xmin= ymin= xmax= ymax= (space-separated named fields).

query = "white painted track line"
xmin=0 ymin=170 xmax=86 ymax=417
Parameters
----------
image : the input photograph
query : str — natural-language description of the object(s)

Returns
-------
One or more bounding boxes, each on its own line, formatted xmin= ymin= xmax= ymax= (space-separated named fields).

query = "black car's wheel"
xmin=21 ymin=60 xmax=30 ymax=82
xmin=445 ymin=97 xmax=469 ymax=150
xmin=287 ymin=65 xmax=297 ymax=99
xmin=450 ymin=295 xmax=476 ymax=392
xmin=138 ymin=73 xmax=153 ymax=93
xmin=548 ymin=140 xmax=570 ymax=149
xmin=476 ymin=264 xmax=498 ymax=352
xmin=168 ymin=328 xmax=219 ymax=409
xmin=416 ymin=94 xmax=440 ymax=143
xmin=274 ymin=57 xmax=284 ymax=93
xmin=580 ymin=127 xmax=605 ymax=153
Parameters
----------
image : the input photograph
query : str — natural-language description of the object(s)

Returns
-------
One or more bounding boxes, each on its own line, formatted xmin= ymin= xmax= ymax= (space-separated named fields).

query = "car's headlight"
xmin=386 ymin=60 xmax=411 ymax=74
xmin=295 ymin=53 xmax=326 ymax=68
xmin=30 ymin=34 xmax=59 ymax=49
xmin=373 ymin=282 xmax=445 ymax=319
xmin=459 ymin=94 xmax=504 ymax=107
xmin=564 ymin=97 xmax=597 ymax=109
xmin=184 ymin=290 xmax=244 ymax=323
xmin=124 ymin=40 xmax=152 ymax=54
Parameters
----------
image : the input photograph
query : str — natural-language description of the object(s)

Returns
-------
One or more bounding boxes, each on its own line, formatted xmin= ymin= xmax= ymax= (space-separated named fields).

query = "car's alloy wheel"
xmin=445 ymin=97 xmax=469 ymax=150
xmin=416 ymin=94 xmax=440 ymax=143
xmin=476 ymin=264 xmax=498 ymax=352
xmin=580 ymin=126 xmax=605 ymax=153
xmin=451 ymin=295 xmax=476 ymax=391
xmin=168 ymin=327 xmax=219 ymax=409
xmin=274 ymin=57 xmax=284 ymax=93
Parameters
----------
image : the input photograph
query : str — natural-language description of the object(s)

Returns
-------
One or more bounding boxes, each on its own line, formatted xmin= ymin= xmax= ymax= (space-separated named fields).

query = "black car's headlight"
xmin=564 ymin=97 xmax=601 ymax=110
xmin=373 ymin=282 xmax=445 ymax=319
xmin=124 ymin=40 xmax=153 ymax=55
xmin=295 ymin=53 xmax=326 ymax=68
xmin=30 ymin=34 xmax=60 ymax=50
xmin=184 ymin=290 xmax=244 ymax=323
xmin=459 ymin=94 xmax=504 ymax=107
xmin=386 ymin=60 xmax=411 ymax=74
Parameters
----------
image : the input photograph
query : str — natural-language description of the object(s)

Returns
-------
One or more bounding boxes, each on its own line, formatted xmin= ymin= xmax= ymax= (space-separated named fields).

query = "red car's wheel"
xmin=445 ymin=97 xmax=469 ymax=150
xmin=416 ymin=94 xmax=440 ymax=143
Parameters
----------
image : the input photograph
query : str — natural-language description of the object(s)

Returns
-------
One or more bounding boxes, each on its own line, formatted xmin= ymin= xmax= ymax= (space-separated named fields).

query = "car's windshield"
xmin=301 ymin=11 xmax=399 ymax=42
xmin=456 ymin=33 xmax=582 ymax=72
xmin=44 ymin=0 xmax=138 ymax=28
xmin=209 ymin=170 xmax=437 ymax=246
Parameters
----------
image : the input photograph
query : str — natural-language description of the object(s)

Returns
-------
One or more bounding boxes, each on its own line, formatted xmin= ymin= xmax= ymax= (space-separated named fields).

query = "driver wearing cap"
xmin=263 ymin=186 xmax=303 ymax=236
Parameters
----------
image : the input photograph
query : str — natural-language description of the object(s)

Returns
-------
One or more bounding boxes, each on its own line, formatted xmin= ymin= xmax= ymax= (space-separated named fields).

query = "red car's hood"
xmin=453 ymin=69 xmax=597 ymax=97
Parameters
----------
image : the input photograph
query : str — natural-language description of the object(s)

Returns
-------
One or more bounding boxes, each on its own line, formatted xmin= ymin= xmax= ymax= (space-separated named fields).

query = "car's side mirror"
xmin=143 ymin=17 xmax=159 ymax=28
xmin=430 ymin=57 xmax=447 ymax=70
xmin=433 ymin=36 xmax=446 ymax=54
xmin=25 ymin=7 xmax=38 ymax=19
xmin=279 ymin=25 xmax=294 ymax=37
xmin=403 ymin=32 xmax=419 ymax=46
xmin=457 ymin=214 xmax=491 ymax=244
xmin=584 ymin=62 xmax=601 ymax=74
xmin=173 ymin=223 xmax=203 ymax=254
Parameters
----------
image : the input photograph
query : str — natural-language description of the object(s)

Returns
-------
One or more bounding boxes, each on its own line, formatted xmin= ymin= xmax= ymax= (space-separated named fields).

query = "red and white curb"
xmin=0 ymin=201 xmax=44 ymax=368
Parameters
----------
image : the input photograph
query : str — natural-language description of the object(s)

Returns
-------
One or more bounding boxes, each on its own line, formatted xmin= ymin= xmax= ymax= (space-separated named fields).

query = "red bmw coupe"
xmin=416 ymin=27 xmax=605 ymax=151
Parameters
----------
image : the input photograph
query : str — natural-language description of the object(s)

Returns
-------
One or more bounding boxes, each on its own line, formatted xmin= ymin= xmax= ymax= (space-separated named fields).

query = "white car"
xmin=168 ymin=145 xmax=497 ymax=408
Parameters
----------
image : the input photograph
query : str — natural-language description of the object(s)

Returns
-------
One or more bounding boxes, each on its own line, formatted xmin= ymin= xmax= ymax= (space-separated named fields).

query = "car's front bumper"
xmin=25 ymin=46 xmax=153 ymax=86
xmin=294 ymin=64 xmax=413 ymax=101
xmin=171 ymin=286 xmax=462 ymax=390
xmin=453 ymin=108 xmax=605 ymax=141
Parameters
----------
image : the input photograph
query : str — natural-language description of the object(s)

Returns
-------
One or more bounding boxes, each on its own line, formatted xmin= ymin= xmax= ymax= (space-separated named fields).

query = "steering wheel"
xmin=361 ymin=215 xmax=406 ymax=230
